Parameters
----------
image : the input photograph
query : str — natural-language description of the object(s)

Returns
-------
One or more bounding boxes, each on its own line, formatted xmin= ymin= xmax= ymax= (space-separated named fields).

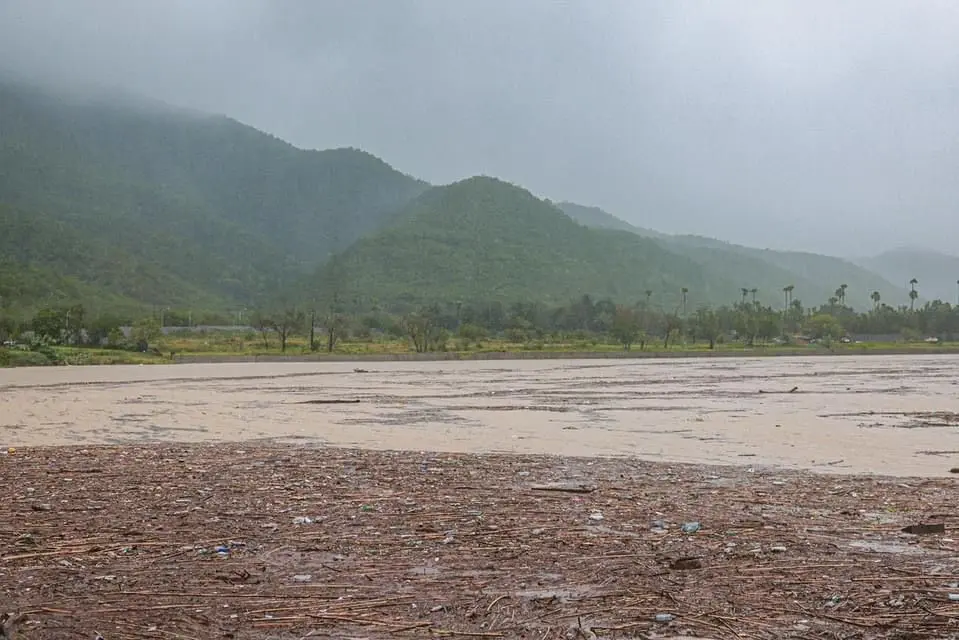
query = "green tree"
xmin=693 ymin=307 xmax=721 ymax=349
xmin=131 ymin=317 xmax=162 ymax=351
xmin=871 ymin=290 xmax=881 ymax=310
xmin=804 ymin=313 xmax=843 ymax=341
xmin=0 ymin=315 xmax=18 ymax=344
xmin=406 ymin=306 xmax=447 ymax=353
xmin=86 ymin=314 xmax=124 ymax=347
xmin=909 ymin=278 xmax=919 ymax=311
xmin=611 ymin=305 xmax=641 ymax=351
xmin=663 ymin=313 xmax=682 ymax=349
xmin=457 ymin=323 xmax=486 ymax=348
xmin=32 ymin=307 xmax=69 ymax=344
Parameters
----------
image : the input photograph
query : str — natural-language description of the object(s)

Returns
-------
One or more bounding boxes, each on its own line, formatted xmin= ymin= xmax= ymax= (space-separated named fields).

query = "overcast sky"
xmin=2 ymin=0 xmax=959 ymax=256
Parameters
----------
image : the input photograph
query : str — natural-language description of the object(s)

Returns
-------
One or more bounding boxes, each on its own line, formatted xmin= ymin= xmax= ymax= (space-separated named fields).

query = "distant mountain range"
xmin=555 ymin=204 xmax=908 ymax=310
xmin=854 ymin=248 xmax=959 ymax=305
xmin=0 ymin=78 xmax=940 ymax=317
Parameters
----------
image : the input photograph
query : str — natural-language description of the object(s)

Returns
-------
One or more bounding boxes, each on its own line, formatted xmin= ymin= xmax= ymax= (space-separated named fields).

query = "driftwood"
xmin=530 ymin=482 xmax=596 ymax=494
xmin=759 ymin=386 xmax=800 ymax=394
xmin=3 ymin=444 xmax=959 ymax=639
xmin=901 ymin=522 xmax=946 ymax=535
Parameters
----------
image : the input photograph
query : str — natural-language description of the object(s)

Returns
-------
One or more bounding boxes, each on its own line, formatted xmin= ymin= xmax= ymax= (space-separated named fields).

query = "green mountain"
xmin=313 ymin=177 xmax=764 ymax=309
xmin=0 ymin=78 xmax=917 ymax=318
xmin=561 ymin=202 xmax=906 ymax=310
xmin=856 ymin=248 xmax=959 ymax=305
xmin=0 ymin=79 xmax=427 ymax=315
xmin=555 ymin=202 xmax=665 ymax=238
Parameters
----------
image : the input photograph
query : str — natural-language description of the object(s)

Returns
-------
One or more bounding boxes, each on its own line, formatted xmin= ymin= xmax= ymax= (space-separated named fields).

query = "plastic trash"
xmin=654 ymin=613 xmax=675 ymax=623
xmin=588 ymin=512 xmax=604 ymax=522
xmin=292 ymin=516 xmax=314 ymax=525
xmin=681 ymin=522 xmax=701 ymax=534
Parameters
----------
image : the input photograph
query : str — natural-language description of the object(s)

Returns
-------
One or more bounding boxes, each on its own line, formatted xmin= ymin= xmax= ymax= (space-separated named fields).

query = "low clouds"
xmin=2 ymin=0 xmax=959 ymax=256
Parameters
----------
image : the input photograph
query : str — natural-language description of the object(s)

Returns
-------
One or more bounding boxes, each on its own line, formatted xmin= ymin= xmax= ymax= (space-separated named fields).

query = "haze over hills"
xmin=662 ymin=235 xmax=910 ymax=309
xmin=0 ymin=78 xmax=941 ymax=317
xmin=554 ymin=202 xmax=665 ymax=238
xmin=855 ymin=248 xmax=959 ymax=305
xmin=558 ymin=204 xmax=910 ymax=309
xmin=0 ymin=79 xmax=426 ymax=314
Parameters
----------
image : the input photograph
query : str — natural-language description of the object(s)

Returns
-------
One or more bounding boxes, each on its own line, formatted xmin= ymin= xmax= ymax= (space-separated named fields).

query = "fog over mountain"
xmin=3 ymin=0 xmax=959 ymax=257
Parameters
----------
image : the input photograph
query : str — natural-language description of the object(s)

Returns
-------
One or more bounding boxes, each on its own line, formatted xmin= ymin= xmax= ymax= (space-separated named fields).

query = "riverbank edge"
xmin=172 ymin=345 xmax=959 ymax=363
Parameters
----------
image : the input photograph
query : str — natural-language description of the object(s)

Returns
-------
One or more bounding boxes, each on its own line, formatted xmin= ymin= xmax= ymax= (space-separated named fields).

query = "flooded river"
xmin=2 ymin=354 xmax=959 ymax=476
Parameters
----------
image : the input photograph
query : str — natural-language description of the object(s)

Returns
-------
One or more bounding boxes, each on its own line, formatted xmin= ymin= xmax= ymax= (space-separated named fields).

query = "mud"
xmin=2 ymin=354 xmax=959 ymax=476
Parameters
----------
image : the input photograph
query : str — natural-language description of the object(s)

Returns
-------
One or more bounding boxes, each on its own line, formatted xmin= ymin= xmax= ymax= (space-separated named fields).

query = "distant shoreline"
xmin=172 ymin=345 xmax=959 ymax=364
xmin=5 ymin=344 xmax=959 ymax=368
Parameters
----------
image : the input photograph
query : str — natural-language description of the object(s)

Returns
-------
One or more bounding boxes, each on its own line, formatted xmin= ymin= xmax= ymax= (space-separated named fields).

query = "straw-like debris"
xmin=2 ymin=444 xmax=959 ymax=639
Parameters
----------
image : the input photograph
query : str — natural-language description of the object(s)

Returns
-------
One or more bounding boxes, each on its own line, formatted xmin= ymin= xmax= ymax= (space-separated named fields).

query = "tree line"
xmin=2 ymin=280 xmax=958 ymax=353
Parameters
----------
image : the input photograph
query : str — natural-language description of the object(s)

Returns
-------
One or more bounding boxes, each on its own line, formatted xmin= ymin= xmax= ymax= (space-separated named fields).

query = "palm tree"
xmin=840 ymin=283 xmax=848 ymax=306
xmin=870 ymin=290 xmax=881 ymax=310
xmin=644 ymin=290 xmax=652 ymax=306
xmin=681 ymin=287 xmax=689 ymax=317
xmin=956 ymin=280 xmax=958 ymax=306
xmin=782 ymin=284 xmax=795 ymax=332
xmin=741 ymin=288 xmax=749 ymax=304
xmin=750 ymin=288 xmax=758 ymax=303
xmin=909 ymin=278 xmax=919 ymax=311
xmin=782 ymin=284 xmax=795 ymax=310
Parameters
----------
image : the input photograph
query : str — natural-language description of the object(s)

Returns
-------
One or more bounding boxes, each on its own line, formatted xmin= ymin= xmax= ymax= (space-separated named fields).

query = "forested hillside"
xmin=0 ymin=78 xmax=917 ymax=321
xmin=0 ymin=80 xmax=426 ymax=314
xmin=312 ymin=177 xmax=754 ymax=309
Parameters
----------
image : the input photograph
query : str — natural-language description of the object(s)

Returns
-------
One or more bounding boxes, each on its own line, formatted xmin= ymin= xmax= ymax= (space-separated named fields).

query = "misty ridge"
xmin=1 ymin=73 xmax=942 ymax=313
xmin=2 ymin=1 xmax=959 ymax=254
xmin=3 ymin=1 xmax=959 ymax=332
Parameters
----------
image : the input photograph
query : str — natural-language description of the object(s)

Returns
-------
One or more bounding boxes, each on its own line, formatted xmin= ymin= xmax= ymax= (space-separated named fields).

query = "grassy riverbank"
xmin=4 ymin=335 xmax=959 ymax=367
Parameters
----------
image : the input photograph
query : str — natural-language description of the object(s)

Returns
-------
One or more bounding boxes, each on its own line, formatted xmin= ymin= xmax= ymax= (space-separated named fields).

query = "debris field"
xmin=2 ymin=443 xmax=959 ymax=639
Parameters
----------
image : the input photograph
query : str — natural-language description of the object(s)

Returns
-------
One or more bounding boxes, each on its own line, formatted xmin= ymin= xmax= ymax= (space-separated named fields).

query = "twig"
xmin=486 ymin=595 xmax=508 ymax=613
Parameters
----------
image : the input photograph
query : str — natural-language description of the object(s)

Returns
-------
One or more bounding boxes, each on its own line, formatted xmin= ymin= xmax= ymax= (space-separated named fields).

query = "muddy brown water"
xmin=2 ymin=354 xmax=959 ymax=476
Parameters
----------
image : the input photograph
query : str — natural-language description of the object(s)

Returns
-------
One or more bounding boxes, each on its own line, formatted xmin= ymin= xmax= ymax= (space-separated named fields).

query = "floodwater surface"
xmin=2 ymin=354 xmax=959 ymax=476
